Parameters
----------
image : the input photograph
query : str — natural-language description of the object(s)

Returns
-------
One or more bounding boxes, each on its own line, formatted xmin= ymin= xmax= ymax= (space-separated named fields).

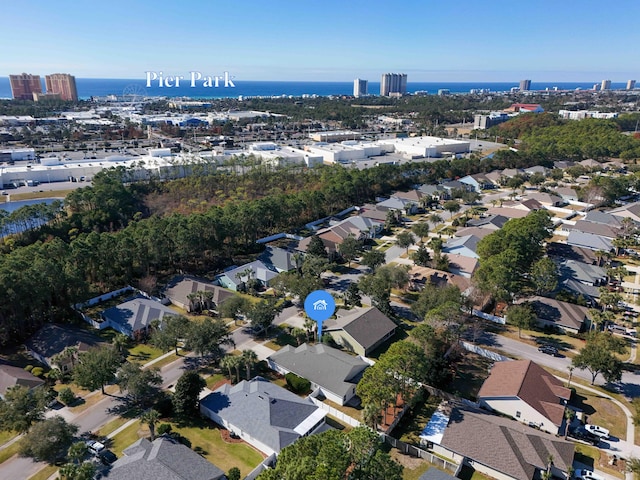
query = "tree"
xmin=443 ymin=200 xmax=461 ymax=219
xmin=19 ymin=416 xmax=78 ymax=464
xmin=219 ymin=295 xmax=249 ymax=325
xmin=242 ymin=349 xmax=259 ymax=380
xmin=67 ymin=441 xmax=88 ymax=465
xmin=428 ymin=213 xmax=443 ymax=227
xmin=395 ymin=231 xmax=415 ymax=254
xmin=140 ymin=409 xmax=161 ymax=440
xmin=506 ymin=304 xmax=536 ymax=338
xmin=411 ymin=222 xmax=430 ymax=243
xmin=228 ymin=467 xmax=241 ymax=480
xmin=530 ymin=257 xmax=558 ymax=295
xmin=117 ymin=362 xmax=162 ymax=406
xmin=246 ymin=300 xmax=278 ymax=335
xmin=361 ymin=249 xmax=386 ymax=272
xmin=572 ymin=332 xmax=626 ymax=384
xmin=307 ymin=235 xmax=328 ymax=259
xmin=73 ymin=345 xmax=122 ymax=394
xmin=58 ymin=386 xmax=76 ymax=406
xmin=150 ymin=314 xmax=190 ymax=355
xmin=344 ymin=282 xmax=362 ymax=308
xmin=0 ymin=385 xmax=52 ymax=433
xmin=59 ymin=461 xmax=96 ymax=480
xmin=411 ymin=243 xmax=431 ymax=267
xmin=112 ymin=333 xmax=130 ymax=356
xmin=185 ymin=317 xmax=233 ymax=359
xmin=627 ymin=457 xmax=640 ymax=479
xmin=338 ymin=234 xmax=362 ymax=268
xmin=301 ymin=254 xmax=329 ymax=278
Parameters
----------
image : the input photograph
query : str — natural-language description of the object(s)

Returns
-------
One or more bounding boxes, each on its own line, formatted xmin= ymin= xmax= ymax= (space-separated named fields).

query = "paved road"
xmin=469 ymin=330 xmax=640 ymax=397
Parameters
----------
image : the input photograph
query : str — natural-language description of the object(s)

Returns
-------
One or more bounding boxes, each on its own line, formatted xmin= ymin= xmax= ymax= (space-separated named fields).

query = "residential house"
xmin=359 ymin=205 xmax=389 ymax=223
xmin=454 ymin=227 xmax=494 ymax=240
xmin=376 ymin=196 xmax=418 ymax=215
xmin=485 ymin=207 xmax=529 ymax=219
xmin=501 ymin=168 xmax=524 ymax=179
xmin=516 ymin=296 xmax=590 ymax=334
xmin=552 ymin=187 xmax=579 ymax=203
xmin=25 ymin=324 xmax=103 ymax=371
xmin=101 ymin=297 xmax=178 ymax=338
xmin=446 ymin=253 xmax=479 ymax=279
xmin=442 ymin=235 xmax=480 ymax=259
xmin=478 ymin=360 xmax=571 ymax=435
xmin=583 ymin=211 xmax=623 ymax=228
xmin=259 ymin=246 xmax=299 ymax=273
xmin=458 ymin=173 xmax=495 ymax=192
xmin=216 ymin=260 xmax=279 ymax=291
xmin=484 ymin=170 xmax=503 ymax=186
xmin=569 ymin=220 xmax=620 ymax=240
xmin=501 ymin=198 xmax=543 ymax=213
xmin=553 ymin=160 xmax=575 ymax=170
xmin=323 ymin=306 xmax=397 ymax=356
xmin=418 ymin=184 xmax=449 ymax=201
xmin=0 ymin=364 xmax=45 ymax=399
xmin=547 ymin=242 xmax=598 ymax=265
xmin=580 ymin=159 xmax=602 ymax=170
xmin=298 ymin=215 xmax=383 ymax=256
xmin=610 ymin=201 xmax=640 ymax=223
xmin=102 ymin=436 xmax=225 ymax=480
xmin=466 ymin=214 xmax=509 ymax=231
xmin=421 ymin=404 xmax=574 ymax=480
xmin=523 ymin=165 xmax=548 ymax=176
xmin=566 ymin=231 xmax=613 ymax=252
xmin=393 ymin=189 xmax=426 ymax=204
xmin=163 ymin=275 xmax=234 ymax=312
xmin=556 ymin=258 xmax=607 ymax=303
xmin=409 ymin=265 xmax=471 ymax=294
xmin=267 ymin=343 xmax=369 ymax=406
xmin=200 ymin=376 xmax=327 ymax=456
xmin=523 ymin=192 xmax=563 ymax=207
xmin=441 ymin=180 xmax=472 ymax=196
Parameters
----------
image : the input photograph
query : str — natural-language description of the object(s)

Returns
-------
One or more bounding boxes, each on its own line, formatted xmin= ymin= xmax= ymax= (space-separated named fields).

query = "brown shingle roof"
xmin=324 ymin=307 xmax=396 ymax=352
xmin=0 ymin=364 xmax=45 ymax=397
xmin=522 ymin=296 xmax=590 ymax=332
xmin=478 ymin=360 xmax=571 ymax=427
xmin=441 ymin=407 xmax=574 ymax=480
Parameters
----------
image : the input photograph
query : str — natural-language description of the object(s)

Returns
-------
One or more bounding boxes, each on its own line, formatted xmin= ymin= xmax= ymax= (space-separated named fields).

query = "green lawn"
xmin=108 ymin=420 xmax=144 ymax=456
xmin=94 ymin=416 xmax=132 ymax=438
xmin=570 ymin=390 xmax=627 ymax=440
xmin=0 ymin=440 xmax=22 ymax=465
xmin=170 ymin=422 xmax=264 ymax=478
xmin=0 ymin=431 xmax=17 ymax=447
xmin=402 ymin=461 xmax=431 ymax=480
xmin=26 ymin=465 xmax=58 ymax=480
xmin=126 ymin=344 xmax=165 ymax=365
xmin=205 ymin=373 xmax=226 ymax=389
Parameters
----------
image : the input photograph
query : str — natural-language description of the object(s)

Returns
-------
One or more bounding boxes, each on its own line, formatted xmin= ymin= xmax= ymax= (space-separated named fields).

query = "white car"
xmin=584 ymin=424 xmax=610 ymax=439
xmin=575 ymin=469 xmax=605 ymax=480
xmin=85 ymin=440 xmax=106 ymax=456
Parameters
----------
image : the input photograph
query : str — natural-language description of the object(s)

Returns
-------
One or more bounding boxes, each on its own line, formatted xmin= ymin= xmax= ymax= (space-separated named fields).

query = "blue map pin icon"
xmin=304 ymin=290 xmax=336 ymax=341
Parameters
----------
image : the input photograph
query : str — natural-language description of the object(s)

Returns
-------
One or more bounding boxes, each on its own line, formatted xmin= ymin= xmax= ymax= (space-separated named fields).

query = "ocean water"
xmin=0 ymin=77 xmax=629 ymax=100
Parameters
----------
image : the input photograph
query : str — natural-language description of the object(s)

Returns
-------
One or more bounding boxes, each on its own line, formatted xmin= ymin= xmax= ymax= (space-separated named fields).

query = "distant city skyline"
xmin=1 ymin=1 xmax=639 ymax=82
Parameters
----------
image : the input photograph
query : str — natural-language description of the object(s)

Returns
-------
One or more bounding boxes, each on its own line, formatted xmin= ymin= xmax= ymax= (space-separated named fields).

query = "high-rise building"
xmin=601 ymin=79 xmax=611 ymax=91
xmin=519 ymin=79 xmax=531 ymax=91
xmin=380 ymin=73 xmax=407 ymax=96
xmin=354 ymin=78 xmax=368 ymax=97
xmin=45 ymin=73 xmax=78 ymax=101
xmin=627 ymin=80 xmax=636 ymax=90
xmin=9 ymin=73 xmax=42 ymax=100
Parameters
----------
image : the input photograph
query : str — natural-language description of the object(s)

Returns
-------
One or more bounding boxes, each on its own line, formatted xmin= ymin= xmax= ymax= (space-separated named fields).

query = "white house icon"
xmin=312 ymin=299 xmax=328 ymax=311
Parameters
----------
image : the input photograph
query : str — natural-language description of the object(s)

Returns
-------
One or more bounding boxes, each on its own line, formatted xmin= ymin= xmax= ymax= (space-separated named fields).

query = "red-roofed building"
xmin=478 ymin=360 xmax=570 ymax=435
xmin=506 ymin=104 xmax=544 ymax=113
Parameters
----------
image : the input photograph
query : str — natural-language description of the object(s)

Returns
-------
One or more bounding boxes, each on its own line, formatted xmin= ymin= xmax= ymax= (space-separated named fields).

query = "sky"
xmin=2 ymin=0 xmax=639 ymax=82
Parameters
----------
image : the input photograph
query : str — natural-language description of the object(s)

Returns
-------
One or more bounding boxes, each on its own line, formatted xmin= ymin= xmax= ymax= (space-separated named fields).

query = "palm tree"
xmin=112 ymin=333 xmax=129 ymax=356
xmin=428 ymin=213 xmax=443 ymax=227
xmin=220 ymin=355 xmax=235 ymax=380
xmin=564 ymin=409 xmax=574 ymax=439
xmin=187 ymin=292 xmax=200 ymax=312
xmin=231 ymin=356 xmax=242 ymax=384
xmin=242 ymin=349 xmax=258 ymax=380
xmin=141 ymin=409 xmax=161 ymax=441
xmin=304 ymin=317 xmax=316 ymax=343
xmin=362 ymin=404 xmax=380 ymax=431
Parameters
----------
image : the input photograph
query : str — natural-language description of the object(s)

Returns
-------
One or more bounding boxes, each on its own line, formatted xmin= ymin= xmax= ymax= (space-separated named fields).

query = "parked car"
xmin=575 ymin=469 xmax=605 ymax=480
xmin=584 ymin=424 xmax=610 ymax=439
xmin=100 ymin=450 xmax=117 ymax=465
xmin=86 ymin=440 xmax=106 ymax=456
xmin=569 ymin=428 xmax=600 ymax=446
xmin=538 ymin=345 xmax=559 ymax=356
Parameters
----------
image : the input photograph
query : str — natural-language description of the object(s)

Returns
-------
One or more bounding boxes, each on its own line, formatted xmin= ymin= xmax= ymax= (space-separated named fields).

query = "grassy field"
xmin=170 ymin=422 xmax=264 ymax=478
xmin=0 ymin=440 xmax=22 ymax=465
xmin=571 ymin=390 xmax=627 ymax=440
xmin=8 ymin=191 xmax=70 ymax=201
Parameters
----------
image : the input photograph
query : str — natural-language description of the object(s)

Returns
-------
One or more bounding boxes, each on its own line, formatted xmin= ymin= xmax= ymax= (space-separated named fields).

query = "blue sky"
xmin=2 ymin=0 xmax=639 ymax=82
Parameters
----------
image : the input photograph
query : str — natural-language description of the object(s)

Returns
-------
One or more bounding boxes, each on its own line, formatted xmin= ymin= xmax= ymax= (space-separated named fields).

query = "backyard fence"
xmin=460 ymin=341 xmax=510 ymax=362
xmin=308 ymin=393 xmax=361 ymax=427
xmin=243 ymin=453 xmax=276 ymax=480
xmin=380 ymin=434 xmax=458 ymax=472
xmin=471 ymin=309 xmax=505 ymax=325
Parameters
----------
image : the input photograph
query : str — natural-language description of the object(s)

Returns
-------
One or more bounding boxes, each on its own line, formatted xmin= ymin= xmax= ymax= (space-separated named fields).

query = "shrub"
xmin=285 ymin=373 xmax=311 ymax=394
xmin=58 ymin=387 xmax=76 ymax=406
xmin=31 ymin=367 xmax=44 ymax=377
xmin=228 ymin=467 xmax=241 ymax=480
xmin=157 ymin=423 xmax=172 ymax=436
xmin=24 ymin=365 xmax=34 ymax=372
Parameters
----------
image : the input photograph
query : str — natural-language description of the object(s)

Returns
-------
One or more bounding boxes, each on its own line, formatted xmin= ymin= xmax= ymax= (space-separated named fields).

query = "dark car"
xmin=100 ymin=450 xmax=117 ymax=465
xmin=538 ymin=345 xmax=559 ymax=356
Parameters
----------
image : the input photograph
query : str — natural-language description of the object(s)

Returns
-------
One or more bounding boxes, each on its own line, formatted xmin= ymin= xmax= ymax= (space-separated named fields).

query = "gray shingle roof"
xmin=556 ymin=259 xmax=607 ymax=286
xmin=163 ymin=275 xmax=234 ymax=309
xmin=324 ymin=307 xmax=397 ymax=352
xmin=441 ymin=406 xmax=574 ymax=480
xmin=104 ymin=437 xmax=224 ymax=480
xmin=0 ymin=364 xmax=45 ymax=397
xmin=566 ymin=231 xmax=613 ymax=252
xmin=102 ymin=297 xmax=177 ymax=335
xmin=25 ymin=324 xmax=103 ymax=362
xmin=259 ymin=246 xmax=296 ymax=272
xmin=521 ymin=296 xmax=590 ymax=331
xmin=268 ymin=344 xmax=369 ymax=399
xmin=200 ymin=377 xmax=326 ymax=454
xmin=419 ymin=467 xmax=458 ymax=480
xmin=583 ymin=210 xmax=623 ymax=227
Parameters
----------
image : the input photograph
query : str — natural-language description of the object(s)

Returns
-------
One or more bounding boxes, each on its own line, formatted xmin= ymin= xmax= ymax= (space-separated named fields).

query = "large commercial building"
xmin=353 ymin=78 xmax=368 ymax=97
xmin=519 ymin=79 xmax=531 ymax=91
xmin=45 ymin=73 xmax=78 ymax=101
xmin=601 ymin=79 xmax=612 ymax=91
xmin=380 ymin=73 xmax=407 ymax=96
xmin=9 ymin=73 xmax=42 ymax=100
xmin=627 ymin=80 xmax=636 ymax=90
